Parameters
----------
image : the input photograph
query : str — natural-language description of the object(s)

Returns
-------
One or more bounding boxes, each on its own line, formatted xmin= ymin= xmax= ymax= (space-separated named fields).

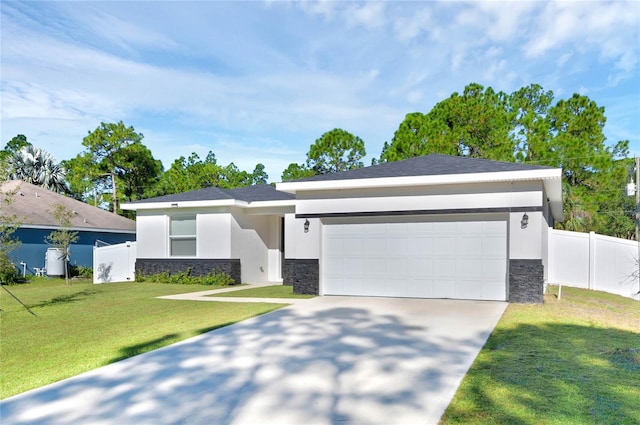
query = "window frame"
xmin=168 ymin=214 xmax=197 ymax=257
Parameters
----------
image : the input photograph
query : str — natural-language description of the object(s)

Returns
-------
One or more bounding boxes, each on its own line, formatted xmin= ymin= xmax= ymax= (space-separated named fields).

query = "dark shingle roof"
xmin=226 ymin=185 xmax=296 ymax=202
xmin=292 ymin=154 xmax=554 ymax=182
xmin=134 ymin=184 xmax=294 ymax=204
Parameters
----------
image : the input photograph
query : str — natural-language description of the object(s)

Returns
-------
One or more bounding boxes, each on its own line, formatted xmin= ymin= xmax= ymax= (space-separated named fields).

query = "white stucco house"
xmin=122 ymin=154 xmax=563 ymax=303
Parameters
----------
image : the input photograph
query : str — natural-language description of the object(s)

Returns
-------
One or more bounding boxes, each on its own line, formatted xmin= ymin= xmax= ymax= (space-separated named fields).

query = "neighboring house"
xmin=1 ymin=180 xmax=136 ymax=275
xmin=122 ymin=154 xmax=563 ymax=303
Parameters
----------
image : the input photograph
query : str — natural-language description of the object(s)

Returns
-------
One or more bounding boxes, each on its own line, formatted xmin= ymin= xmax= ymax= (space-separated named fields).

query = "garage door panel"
xmin=341 ymin=278 xmax=365 ymax=295
xmin=322 ymin=219 xmax=506 ymax=301
xmin=409 ymin=258 xmax=433 ymax=275
xmin=483 ymin=221 xmax=507 ymax=234
xmin=363 ymin=278 xmax=386 ymax=296
xmin=457 ymin=236 xmax=483 ymax=254
xmin=456 ymin=258 xmax=482 ymax=277
xmin=437 ymin=222 xmax=457 ymax=234
xmin=365 ymin=258 xmax=387 ymax=274
xmin=366 ymin=237 xmax=387 ymax=255
xmin=483 ymin=237 xmax=506 ymax=256
xmin=343 ymin=258 xmax=365 ymax=276
xmin=344 ymin=238 xmax=365 ymax=255
xmin=432 ymin=279 xmax=456 ymax=298
xmin=456 ymin=279 xmax=482 ymax=299
xmin=482 ymin=279 xmax=506 ymax=300
xmin=325 ymin=258 xmax=344 ymax=275
xmin=387 ymin=237 xmax=408 ymax=254
xmin=411 ymin=222 xmax=435 ymax=234
xmin=483 ymin=259 xmax=507 ymax=278
xmin=434 ymin=237 xmax=456 ymax=255
xmin=433 ymin=259 xmax=456 ymax=276
xmin=408 ymin=236 xmax=435 ymax=254
xmin=408 ymin=279 xmax=434 ymax=297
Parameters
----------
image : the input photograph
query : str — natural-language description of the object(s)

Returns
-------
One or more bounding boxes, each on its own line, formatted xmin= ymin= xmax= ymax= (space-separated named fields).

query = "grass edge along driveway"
xmin=440 ymin=286 xmax=640 ymax=425
xmin=0 ymin=280 xmax=284 ymax=399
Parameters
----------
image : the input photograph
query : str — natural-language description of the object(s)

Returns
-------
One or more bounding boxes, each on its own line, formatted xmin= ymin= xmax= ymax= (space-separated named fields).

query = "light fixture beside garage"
xmin=304 ymin=219 xmax=310 ymax=233
xmin=521 ymin=213 xmax=529 ymax=229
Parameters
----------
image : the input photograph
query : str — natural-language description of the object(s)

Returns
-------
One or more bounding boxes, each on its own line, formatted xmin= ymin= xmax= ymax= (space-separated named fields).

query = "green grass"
xmin=211 ymin=284 xmax=315 ymax=299
xmin=0 ymin=279 xmax=284 ymax=399
xmin=441 ymin=286 xmax=640 ymax=425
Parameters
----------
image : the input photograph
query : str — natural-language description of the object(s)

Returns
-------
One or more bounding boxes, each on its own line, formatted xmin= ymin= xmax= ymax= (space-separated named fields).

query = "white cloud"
xmin=393 ymin=7 xmax=434 ymax=42
xmin=345 ymin=2 xmax=386 ymax=29
xmin=556 ymin=52 xmax=573 ymax=68
xmin=524 ymin=0 xmax=639 ymax=80
xmin=1 ymin=0 xmax=638 ymax=179
xmin=296 ymin=0 xmax=336 ymax=20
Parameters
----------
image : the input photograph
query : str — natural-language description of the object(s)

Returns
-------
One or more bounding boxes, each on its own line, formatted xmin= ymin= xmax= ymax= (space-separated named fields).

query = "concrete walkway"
xmin=0 ymin=296 xmax=506 ymax=425
xmin=157 ymin=282 xmax=310 ymax=304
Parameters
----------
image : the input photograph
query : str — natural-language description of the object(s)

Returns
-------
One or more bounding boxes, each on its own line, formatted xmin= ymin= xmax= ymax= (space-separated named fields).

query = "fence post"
xmin=588 ymin=231 xmax=596 ymax=290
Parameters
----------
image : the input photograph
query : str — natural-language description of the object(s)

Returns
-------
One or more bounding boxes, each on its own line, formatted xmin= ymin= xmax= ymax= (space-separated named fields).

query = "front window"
xmin=170 ymin=216 xmax=196 ymax=256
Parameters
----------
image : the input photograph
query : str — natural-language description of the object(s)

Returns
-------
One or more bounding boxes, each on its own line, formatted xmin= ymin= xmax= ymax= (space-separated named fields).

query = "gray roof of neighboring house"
xmin=133 ymin=184 xmax=295 ymax=204
xmin=292 ymin=154 xmax=555 ymax=182
xmin=0 ymin=180 xmax=136 ymax=232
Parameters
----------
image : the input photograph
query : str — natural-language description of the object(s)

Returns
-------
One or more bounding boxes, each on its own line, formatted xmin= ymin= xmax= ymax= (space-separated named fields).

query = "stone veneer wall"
xmin=283 ymin=259 xmax=319 ymax=295
xmin=509 ymin=259 xmax=544 ymax=303
xmin=136 ymin=258 xmax=241 ymax=284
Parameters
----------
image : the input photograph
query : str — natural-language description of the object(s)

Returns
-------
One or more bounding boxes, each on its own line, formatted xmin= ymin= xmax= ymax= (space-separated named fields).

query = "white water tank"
xmin=46 ymin=248 xmax=65 ymax=277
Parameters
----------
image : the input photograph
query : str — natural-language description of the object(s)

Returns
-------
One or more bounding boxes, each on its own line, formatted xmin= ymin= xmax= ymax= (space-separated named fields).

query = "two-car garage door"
xmin=322 ymin=217 xmax=507 ymax=301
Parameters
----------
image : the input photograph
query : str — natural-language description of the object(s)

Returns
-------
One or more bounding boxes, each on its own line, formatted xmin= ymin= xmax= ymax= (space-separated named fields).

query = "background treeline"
xmin=0 ymin=83 xmax=633 ymax=238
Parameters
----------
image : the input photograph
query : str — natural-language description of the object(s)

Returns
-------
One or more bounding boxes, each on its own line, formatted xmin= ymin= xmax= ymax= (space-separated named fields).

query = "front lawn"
xmin=0 ymin=280 xmax=284 ymax=399
xmin=212 ymin=284 xmax=315 ymax=299
xmin=441 ymin=286 xmax=640 ymax=425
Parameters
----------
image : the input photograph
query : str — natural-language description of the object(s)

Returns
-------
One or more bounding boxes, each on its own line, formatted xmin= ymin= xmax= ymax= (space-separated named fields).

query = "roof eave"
xmin=244 ymin=199 xmax=296 ymax=208
xmin=121 ymin=199 xmax=245 ymax=211
xmin=277 ymin=168 xmax=563 ymax=194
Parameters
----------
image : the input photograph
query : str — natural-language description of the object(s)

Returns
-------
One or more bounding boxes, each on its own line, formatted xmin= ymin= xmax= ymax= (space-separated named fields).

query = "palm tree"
xmin=8 ymin=145 xmax=68 ymax=193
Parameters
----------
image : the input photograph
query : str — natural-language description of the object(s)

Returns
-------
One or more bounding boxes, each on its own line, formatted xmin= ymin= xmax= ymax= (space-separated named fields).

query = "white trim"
xmin=122 ymin=199 xmax=244 ymax=211
xmin=277 ymin=169 xmax=562 ymax=194
xmin=121 ymin=198 xmax=295 ymax=211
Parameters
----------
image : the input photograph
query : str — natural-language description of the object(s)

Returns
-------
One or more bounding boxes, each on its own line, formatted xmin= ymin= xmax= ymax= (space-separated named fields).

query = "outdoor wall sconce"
xmin=521 ymin=213 xmax=529 ymax=229
xmin=304 ymin=219 xmax=310 ymax=233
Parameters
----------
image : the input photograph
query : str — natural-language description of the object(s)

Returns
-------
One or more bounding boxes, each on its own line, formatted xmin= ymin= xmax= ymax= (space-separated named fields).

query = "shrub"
xmin=136 ymin=268 xmax=235 ymax=286
xmin=0 ymin=251 xmax=19 ymax=285
xmin=69 ymin=265 xmax=93 ymax=278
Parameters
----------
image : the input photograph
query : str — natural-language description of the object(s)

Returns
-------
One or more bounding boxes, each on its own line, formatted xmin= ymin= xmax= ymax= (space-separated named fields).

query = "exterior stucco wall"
xmin=135 ymin=212 xmax=168 ymax=258
xmin=266 ymin=216 xmax=283 ymax=282
xmin=230 ymin=209 xmax=271 ymax=284
xmin=284 ymin=214 xmax=320 ymax=259
xmin=197 ymin=213 xmax=231 ymax=258
xmin=508 ymin=211 xmax=544 ymax=259
xmin=294 ymin=181 xmax=544 ymax=216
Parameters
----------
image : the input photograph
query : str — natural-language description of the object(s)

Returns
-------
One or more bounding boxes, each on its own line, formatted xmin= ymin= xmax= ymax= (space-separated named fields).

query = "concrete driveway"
xmin=1 ymin=296 xmax=506 ymax=425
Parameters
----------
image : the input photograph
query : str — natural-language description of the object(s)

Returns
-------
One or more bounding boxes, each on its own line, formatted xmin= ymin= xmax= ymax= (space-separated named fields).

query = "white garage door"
xmin=322 ymin=218 xmax=507 ymax=301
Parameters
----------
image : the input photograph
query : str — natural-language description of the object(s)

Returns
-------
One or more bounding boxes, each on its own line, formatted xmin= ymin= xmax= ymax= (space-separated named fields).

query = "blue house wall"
xmin=8 ymin=228 xmax=136 ymax=276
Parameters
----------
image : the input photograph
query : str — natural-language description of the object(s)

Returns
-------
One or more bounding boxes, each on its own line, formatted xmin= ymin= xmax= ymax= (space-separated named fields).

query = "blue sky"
xmin=2 ymin=0 xmax=639 ymax=182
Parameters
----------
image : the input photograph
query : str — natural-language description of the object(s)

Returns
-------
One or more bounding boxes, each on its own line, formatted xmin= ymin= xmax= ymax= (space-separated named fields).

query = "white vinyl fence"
xmin=547 ymin=229 xmax=640 ymax=300
xmin=93 ymin=241 xmax=137 ymax=284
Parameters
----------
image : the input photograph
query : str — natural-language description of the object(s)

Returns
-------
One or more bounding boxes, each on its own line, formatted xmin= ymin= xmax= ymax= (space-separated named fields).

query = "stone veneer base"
xmin=135 ymin=258 xmax=241 ymax=284
xmin=509 ymin=259 xmax=544 ymax=303
xmin=283 ymin=259 xmax=319 ymax=295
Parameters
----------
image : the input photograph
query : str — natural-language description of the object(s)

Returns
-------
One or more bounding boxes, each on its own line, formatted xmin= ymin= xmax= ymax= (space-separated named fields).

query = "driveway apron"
xmin=1 ymin=296 xmax=506 ymax=425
